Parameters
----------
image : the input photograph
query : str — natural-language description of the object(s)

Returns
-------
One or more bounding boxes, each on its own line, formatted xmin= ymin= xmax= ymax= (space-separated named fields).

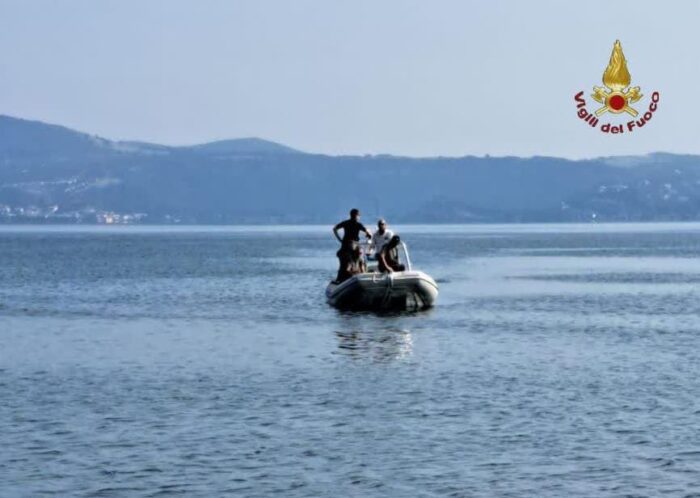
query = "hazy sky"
xmin=1 ymin=0 xmax=698 ymax=158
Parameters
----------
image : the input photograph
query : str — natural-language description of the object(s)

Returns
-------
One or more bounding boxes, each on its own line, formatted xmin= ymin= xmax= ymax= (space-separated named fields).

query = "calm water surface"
xmin=2 ymin=223 xmax=700 ymax=497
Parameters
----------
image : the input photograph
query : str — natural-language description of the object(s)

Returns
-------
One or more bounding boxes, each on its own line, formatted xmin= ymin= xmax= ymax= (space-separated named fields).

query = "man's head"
xmin=377 ymin=218 xmax=387 ymax=233
xmin=350 ymin=208 xmax=360 ymax=220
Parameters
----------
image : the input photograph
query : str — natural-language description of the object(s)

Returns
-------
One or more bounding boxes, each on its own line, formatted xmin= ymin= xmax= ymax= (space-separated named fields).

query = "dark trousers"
xmin=336 ymin=247 xmax=353 ymax=282
xmin=378 ymin=258 xmax=405 ymax=273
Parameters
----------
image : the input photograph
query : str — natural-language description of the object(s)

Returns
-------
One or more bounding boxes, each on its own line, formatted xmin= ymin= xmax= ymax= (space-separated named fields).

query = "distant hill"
xmin=0 ymin=115 xmax=110 ymax=157
xmin=185 ymin=138 xmax=301 ymax=156
xmin=1 ymin=114 xmax=700 ymax=224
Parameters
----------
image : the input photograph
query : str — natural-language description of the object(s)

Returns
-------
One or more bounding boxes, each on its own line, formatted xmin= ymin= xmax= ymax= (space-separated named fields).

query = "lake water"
xmin=2 ymin=223 xmax=700 ymax=497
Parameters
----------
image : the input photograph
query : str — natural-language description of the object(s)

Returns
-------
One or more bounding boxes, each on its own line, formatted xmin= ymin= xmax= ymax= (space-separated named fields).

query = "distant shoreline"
xmin=3 ymin=221 xmax=700 ymax=235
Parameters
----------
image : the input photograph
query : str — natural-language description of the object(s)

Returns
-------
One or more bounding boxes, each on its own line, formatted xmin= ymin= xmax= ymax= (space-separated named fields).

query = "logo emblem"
xmin=591 ymin=40 xmax=642 ymax=117
xmin=573 ymin=40 xmax=659 ymax=135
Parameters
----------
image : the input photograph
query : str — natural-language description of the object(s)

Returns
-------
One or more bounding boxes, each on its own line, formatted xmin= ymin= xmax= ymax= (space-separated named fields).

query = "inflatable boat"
xmin=326 ymin=242 xmax=438 ymax=311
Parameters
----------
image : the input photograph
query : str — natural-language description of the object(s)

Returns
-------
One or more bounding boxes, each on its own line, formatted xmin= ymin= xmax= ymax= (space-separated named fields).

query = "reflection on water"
xmin=334 ymin=328 xmax=413 ymax=362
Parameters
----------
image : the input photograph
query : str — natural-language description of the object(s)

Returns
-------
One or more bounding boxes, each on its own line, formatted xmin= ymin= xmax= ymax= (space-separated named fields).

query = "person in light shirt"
xmin=369 ymin=219 xmax=394 ymax=258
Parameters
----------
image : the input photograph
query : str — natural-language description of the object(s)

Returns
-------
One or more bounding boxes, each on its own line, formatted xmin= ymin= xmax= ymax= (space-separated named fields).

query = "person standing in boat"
xmin=378 ymin=235 xmax=405 ymax=273
xmin=369 ymin=218 xmax=394 ymax=259
xmin=333 ymin=208 xmax=372 ymax=283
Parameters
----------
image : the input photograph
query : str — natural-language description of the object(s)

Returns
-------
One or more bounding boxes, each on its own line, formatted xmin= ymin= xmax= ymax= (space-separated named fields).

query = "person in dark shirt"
xmin=378 ymin=235 xmax=405 ymax=273
xmin=333 ymin=208 xmax=372 ymax=283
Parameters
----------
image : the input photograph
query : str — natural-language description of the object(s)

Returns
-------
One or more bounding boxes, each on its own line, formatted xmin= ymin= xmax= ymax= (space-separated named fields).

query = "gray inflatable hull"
xmin=326 ymin=271 xmax=438 ymax=311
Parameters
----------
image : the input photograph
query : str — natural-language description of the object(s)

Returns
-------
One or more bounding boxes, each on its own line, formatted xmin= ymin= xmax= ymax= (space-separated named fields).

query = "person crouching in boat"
xmin=333 ymin=208 xmax=371 ymax=283
xmin=347 ymin=243 xmax=367 ymax=277
xmin=378 ymin=235 xmax=405 ymax=273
